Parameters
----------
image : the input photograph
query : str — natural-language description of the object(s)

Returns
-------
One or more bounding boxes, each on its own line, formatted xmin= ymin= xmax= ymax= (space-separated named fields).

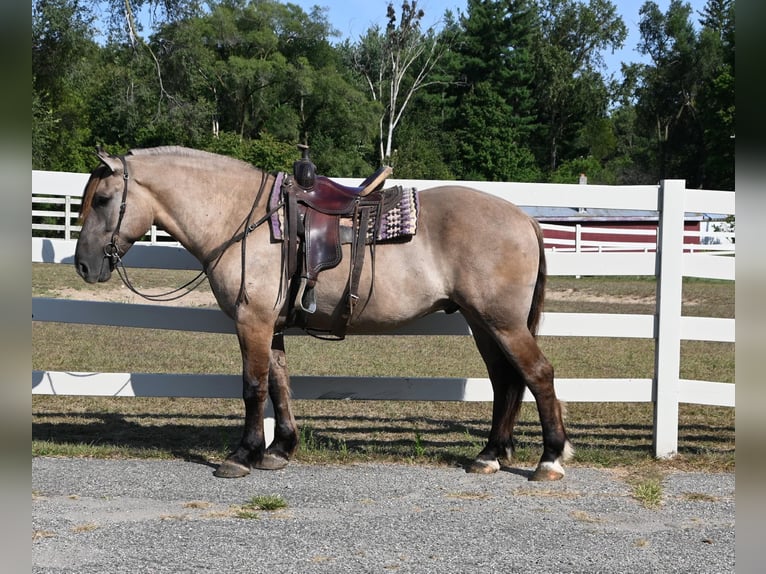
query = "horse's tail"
xmin=527 ymin=218 xmax=547 ymax=338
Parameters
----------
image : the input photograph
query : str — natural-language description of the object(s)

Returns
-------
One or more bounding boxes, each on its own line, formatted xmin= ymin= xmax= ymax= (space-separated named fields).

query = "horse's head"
xmin=75 ymin=148 xmax=154 ymax=283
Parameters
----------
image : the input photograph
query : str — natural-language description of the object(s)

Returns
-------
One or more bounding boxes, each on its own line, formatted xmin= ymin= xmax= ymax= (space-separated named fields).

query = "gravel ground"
xmin=32 ymin=457 xmax=734 ymax=574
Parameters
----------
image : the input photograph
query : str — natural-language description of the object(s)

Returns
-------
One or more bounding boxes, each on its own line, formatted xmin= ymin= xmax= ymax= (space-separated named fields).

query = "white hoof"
xmin=466 ymin=458 xmax=500 ymax=474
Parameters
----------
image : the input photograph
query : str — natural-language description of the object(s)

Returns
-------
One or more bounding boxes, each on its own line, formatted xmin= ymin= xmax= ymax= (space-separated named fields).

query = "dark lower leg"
xmin=523 ymin=355 xmax=572 ymax=480
xmin=214 ymin=374 xmax=268 ymax=477
xmin=476 ymin=380 xmax=525 ymax=465
xmin=263 ymin=335 xmax=298 ymax=464
xmin=468 ymin=325 xmax=524 ymax=471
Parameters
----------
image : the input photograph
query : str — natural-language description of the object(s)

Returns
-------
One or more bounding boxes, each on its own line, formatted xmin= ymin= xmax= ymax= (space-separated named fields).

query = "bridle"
xmin=98 ymin=153 xmax=280 ymax=303
xmin=103 ymin=155 xmax=130 ymax=265
xmin=100 ymin=154 xmax=208 ymax=302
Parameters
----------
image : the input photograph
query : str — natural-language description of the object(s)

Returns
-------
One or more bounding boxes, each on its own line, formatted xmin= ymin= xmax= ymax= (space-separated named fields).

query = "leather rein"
xmin=102 ymin=155 xmax=279 ymax=303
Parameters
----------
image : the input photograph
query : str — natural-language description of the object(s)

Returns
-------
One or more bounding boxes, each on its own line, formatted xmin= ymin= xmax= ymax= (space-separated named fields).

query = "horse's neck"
xmin=148 ymin=164 xmax=269 ymax=261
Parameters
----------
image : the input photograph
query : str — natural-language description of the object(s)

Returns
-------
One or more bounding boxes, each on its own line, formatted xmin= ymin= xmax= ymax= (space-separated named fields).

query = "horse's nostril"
xmin=77 ymin=261 xmax=89 ymax=278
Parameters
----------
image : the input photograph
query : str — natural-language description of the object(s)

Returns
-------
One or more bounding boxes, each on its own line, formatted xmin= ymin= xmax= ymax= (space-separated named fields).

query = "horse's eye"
xmin=93 ymin=194 xmax=111 ymax=208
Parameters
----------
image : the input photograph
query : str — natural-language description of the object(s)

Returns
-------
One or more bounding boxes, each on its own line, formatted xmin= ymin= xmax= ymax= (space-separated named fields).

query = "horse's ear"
xmin=94 ymin=146 xmax=123 ymax=173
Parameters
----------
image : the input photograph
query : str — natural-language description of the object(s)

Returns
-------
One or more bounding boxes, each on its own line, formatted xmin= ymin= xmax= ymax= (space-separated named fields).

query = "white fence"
xmin=32 ymin=171 xmax=735 ymax=457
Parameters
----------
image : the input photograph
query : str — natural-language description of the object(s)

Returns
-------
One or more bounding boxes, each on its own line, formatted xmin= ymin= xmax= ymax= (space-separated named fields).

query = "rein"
xmin=102 ymin=155 xmax=278 ymax=303
xmin=101 ymin=155 xmax=211 ymax=302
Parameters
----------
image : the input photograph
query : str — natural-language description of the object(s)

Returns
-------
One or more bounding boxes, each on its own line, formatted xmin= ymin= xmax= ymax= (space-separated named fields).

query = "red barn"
xmin=520 ymin=207 xmax=731 ymax=253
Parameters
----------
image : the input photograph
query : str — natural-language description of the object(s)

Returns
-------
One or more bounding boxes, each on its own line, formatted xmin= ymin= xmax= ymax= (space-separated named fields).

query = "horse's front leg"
xmin=258 ymin=333 xmax=299 ymax=470
xmin=214 ymin=322 xmax=273 ymax=479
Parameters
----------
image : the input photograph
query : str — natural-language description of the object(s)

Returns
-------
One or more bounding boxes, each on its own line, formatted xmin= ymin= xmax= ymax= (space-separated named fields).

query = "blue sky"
xmin=289 ymin=0 xmax=709 ymax=78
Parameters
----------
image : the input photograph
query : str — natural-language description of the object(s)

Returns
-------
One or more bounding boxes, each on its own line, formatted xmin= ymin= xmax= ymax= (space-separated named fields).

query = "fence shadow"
xmin=33 ymin=407 xmax=735 ymax=471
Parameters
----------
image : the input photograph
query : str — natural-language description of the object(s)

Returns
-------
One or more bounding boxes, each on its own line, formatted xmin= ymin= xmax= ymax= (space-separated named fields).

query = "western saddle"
xmin=280 ymin=145 xmax=401 ymax=338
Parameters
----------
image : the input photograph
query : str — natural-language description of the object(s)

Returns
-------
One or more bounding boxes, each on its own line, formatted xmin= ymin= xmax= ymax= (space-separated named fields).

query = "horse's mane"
xmin=79 ymin=146 xmax=260 ymax=222
xmin=127 ymin=145 xmax=254 ymax=170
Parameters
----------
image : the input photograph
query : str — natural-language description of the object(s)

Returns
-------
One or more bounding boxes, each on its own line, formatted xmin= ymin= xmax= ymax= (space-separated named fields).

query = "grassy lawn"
xmin=32 ymin=264 xmax=735 ymax=473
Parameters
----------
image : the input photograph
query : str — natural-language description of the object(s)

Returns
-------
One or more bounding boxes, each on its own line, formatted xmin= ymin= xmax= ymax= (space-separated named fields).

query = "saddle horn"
xmin=293 ymin=144 xmax=316 ymax=189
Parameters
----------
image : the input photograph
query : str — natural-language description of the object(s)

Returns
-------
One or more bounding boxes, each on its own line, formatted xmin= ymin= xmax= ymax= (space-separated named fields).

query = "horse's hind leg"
xmin=472 ymin=323 xmax=573 ymax=481
xmin=258 ymin=333 xmax=299 ymax=470
xmin=466 ymin=323 xmax=525 ymax=474
xmin=509 ymin=328 xmax=573 ymax=480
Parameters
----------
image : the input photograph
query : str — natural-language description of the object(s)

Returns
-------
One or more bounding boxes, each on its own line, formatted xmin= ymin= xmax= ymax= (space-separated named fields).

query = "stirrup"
xmin=295 ymin=277 xmax=317 ymax=314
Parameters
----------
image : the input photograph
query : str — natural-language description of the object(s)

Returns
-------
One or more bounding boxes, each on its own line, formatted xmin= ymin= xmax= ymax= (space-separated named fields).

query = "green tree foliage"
xmin=530 ymin=0 xmax=627 ymax=174
xmin=634 ymin=0 xmax=701 ymax=182
xmin=346 ymin=1 xmax=453 ymax=166
xmin=447 ymin=0 xmax=541 ymax=181
xmin=630 ymin=0 xmax=734 ymax=189
xmin=695 ymin=0 xmax=735 ymax=189
xmin=31 ymin=0 xmax=734 ymax=190
xmin=32 ymin=0 xmax=99 ymax=170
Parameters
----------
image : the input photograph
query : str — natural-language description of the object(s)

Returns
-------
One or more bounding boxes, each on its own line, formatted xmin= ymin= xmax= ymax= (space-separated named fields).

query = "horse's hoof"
xmin=465 ymin=458 xmax=500 ymax=474
xmin=213 ymin=459 xmax=251 ymax=478
xmin=529 ymin=461 xmax=565 ymax=482
xmin=254 ymin=452 xmax=289 ymax=471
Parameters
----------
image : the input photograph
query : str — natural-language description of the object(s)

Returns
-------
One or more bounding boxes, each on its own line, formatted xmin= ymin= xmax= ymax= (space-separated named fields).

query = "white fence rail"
xmin=32 ymin=172 xmax=735 ymax=457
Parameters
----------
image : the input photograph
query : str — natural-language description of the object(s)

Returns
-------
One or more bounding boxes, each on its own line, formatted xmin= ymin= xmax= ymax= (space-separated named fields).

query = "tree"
xmin=348 ymin=1 xmax=453 ymax=166
xmin=695 ymin=0 xmax=735 ymax=189
xmin=147 ymin=0 xmax=377 ymax=173
xmin=635 ymin=0 xmax=697 ymax=180
xmin=636 ymin=0 xmax=734 ymax=188
xmin=33 ymin=0 xmax=99 ymax=170
xmin=530 ymin=0 xmax=627 ymax=174
xmin=446 ymin=0 xmax=541 ymax=181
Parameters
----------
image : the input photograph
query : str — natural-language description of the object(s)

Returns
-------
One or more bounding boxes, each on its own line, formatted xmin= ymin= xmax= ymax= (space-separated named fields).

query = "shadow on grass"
xmin=33 ymin=409 xmax=735 ymax=471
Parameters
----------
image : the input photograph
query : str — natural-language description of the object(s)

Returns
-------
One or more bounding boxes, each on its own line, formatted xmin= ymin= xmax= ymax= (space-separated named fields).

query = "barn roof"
xmin=519 ymin=206 xmax=729 ymax=223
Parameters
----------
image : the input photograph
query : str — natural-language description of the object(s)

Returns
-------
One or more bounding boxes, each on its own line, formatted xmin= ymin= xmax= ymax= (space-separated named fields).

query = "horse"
xmin=74 ymin=145 xmax=573 ymax=481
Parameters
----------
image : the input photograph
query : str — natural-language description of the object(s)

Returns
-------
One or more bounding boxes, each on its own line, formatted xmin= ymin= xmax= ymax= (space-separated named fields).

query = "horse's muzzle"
xmin=75 ymin=255 xmax=113 ymax=284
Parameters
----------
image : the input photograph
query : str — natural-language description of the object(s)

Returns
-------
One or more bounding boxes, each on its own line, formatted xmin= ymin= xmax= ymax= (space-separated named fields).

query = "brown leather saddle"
xmin=280 ymin=145 xmax=402 ymax=338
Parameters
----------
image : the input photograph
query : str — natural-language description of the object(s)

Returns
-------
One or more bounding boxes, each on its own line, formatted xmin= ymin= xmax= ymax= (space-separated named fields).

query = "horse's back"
xmin=417 ymin=185 xmax=541 ymax=259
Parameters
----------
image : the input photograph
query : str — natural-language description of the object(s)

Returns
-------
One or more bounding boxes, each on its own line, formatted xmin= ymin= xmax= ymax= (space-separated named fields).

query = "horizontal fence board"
xmin=35 ymin=172 xmax=661 ymax=210
xmin=31 ymin=298 xmax=674 ymax=340
xmin=34 ymin=237 xmax=663 ymax=276
xmin=682 ymin=253 xmax=735 ymax=280
xmin=33 ymin=370 xmax=663 ymax=403
xmin=683 ymin=189 xmax=735 ymax=215
xmin=679 ymin=379 xmax=735 ymax=407
xmin=32 ymin=299 xmax=734 ymax=343
xmin=680 ymin=316 xmax=735 ymax=343
xmin=539 ymin=313 xmax=654 ymax=338
xmin=546 ymin=252 xmax=657 ymax=276
xmin=33 ymin=171 xmax=89 ymax=197
xmin=33 ymin=237 xmax=199 ymax=269
xmin=33 ymin=298 xmax=237 ymax=334
xmin=360 ymin=179 xmax=663 ymax=211
xmin=31 ymin=297 xmax=472 ymax=336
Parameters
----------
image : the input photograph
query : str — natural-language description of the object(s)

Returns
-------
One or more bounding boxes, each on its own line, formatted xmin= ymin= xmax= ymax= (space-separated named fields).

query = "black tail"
xmin=527 ymin=219 xmax=547 ymax=337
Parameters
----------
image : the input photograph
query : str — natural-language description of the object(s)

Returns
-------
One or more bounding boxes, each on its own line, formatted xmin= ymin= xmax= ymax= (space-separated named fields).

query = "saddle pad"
xmin=269 ymin=176 xmax=420 ymax=243
xmin=375 ymin=186 xmax=419 ymax=241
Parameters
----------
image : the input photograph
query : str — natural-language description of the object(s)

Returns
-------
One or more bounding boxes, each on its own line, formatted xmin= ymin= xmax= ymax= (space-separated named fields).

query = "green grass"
xmin=627 ymin=468 xmax=667 ymax=509
xmin=632 ymin=480 xmax=664 ymax=509
xmin=32 ymin=265 xmax=735 ymax=472
xmin=243 ymin=495 xmax=288 ymax=511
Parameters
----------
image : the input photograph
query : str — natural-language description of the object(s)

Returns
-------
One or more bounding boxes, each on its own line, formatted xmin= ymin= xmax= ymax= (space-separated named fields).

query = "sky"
xmin=289 ymin=0 xmax=710 ymax=78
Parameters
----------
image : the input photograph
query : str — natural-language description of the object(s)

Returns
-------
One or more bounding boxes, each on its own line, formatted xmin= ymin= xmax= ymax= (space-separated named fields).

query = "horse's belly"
xmin=304 ymin=242 xmax=447 ymax=333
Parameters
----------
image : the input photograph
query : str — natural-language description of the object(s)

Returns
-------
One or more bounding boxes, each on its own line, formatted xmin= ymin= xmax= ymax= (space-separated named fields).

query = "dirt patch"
xmin=49 ymin=285 xmax=658 ymax=308
xmin=51 ymin=286 xmax=218 ymax=308
xmin=545 ymin=288 xmax=657 ymax=306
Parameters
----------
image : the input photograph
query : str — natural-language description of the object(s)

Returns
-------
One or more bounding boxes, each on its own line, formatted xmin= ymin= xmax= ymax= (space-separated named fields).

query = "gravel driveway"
xmin=32 ymin=457 xmax=734 ymax=573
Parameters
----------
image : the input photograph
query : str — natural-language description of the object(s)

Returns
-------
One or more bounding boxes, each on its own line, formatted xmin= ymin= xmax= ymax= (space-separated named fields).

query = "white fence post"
xmin=652 ymin=179 xmax=686 ymax=458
